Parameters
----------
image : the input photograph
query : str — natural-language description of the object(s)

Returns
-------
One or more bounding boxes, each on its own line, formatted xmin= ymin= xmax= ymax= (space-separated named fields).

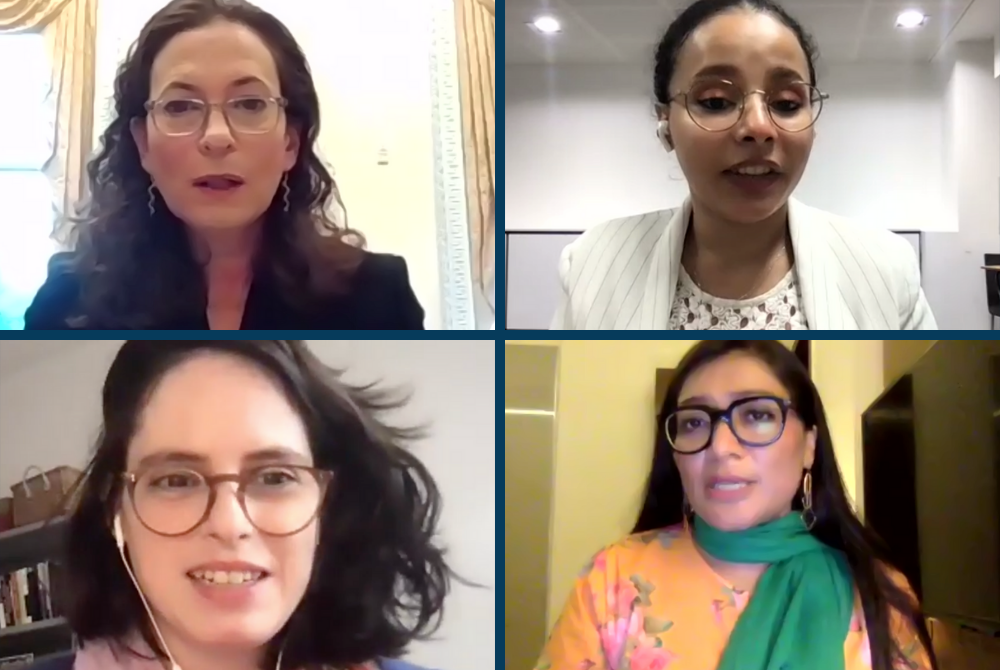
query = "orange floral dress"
xmin=535 ymin=524 xmax=931 ymax=670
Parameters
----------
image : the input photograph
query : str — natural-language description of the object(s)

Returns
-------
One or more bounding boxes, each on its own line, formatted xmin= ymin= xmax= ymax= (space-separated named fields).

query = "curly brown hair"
xmin=66 ymin=0 xmax=365 ymax=328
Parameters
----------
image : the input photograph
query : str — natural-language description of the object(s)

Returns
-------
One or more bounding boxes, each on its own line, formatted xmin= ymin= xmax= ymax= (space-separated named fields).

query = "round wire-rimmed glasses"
xmin=122 ymin=464 xmax=333 ymax=537
xmin=659 ymin=79 xmax=829 ymax=133
xmin=664 ymin=395 xmax=794 ymax=455
xmin=143 ymin=95 xmax=289 ymax=137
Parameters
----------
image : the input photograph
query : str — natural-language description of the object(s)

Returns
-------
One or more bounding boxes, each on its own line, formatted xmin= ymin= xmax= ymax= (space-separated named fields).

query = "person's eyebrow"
xmin=678 ymin=390 xmax=784 ymax=407
xmin=159 ymin=75 xmax=268 ymax=95
xmin=690 ymin=64 xmax=808 ymax=84
xmin=134 ymin=446 xmax=311 ymax=470
xmin=243 ymin=447 xmax=312 ymax=465
xmin=766 ymin=65 xmax=808 ymax=83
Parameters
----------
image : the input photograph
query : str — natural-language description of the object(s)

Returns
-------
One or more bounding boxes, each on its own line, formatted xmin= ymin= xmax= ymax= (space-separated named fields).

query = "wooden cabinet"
xmin=930 ymin=618 xmax=1000 ymax=669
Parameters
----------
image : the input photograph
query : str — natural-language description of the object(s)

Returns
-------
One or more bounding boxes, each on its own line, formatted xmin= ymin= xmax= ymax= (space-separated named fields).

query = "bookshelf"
xmin=0 ymin=517 xmax=75 ymax=668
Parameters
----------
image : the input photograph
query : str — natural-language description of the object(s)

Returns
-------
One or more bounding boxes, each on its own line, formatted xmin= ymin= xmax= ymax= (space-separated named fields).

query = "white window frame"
xmin=429 ymin=0 xmax=477 ymax=330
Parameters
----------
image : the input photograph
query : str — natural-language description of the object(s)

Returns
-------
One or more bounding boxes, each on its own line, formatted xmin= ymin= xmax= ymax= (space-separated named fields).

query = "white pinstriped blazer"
xmin=550 ymin=197 xmax=937 ymax=330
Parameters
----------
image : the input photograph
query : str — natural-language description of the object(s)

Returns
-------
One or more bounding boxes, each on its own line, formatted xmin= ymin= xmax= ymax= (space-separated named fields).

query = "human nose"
xmin=735 ymin=91 xmax=776 ymax=143
xmin=199 ymin=103 xmax=235 ymax=153
xmin=708 ymin=415 xmax=745 ymax=457
xmin=202 ymin=479 xmax=253 ymax=540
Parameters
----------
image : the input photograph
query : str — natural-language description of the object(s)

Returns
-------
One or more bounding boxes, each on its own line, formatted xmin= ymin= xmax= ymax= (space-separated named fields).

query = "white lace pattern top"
xmin=668 ymin=266 xmax=809 ymax=330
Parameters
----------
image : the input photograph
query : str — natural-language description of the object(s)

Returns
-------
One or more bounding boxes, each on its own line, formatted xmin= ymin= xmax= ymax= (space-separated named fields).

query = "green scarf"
xmin=693 ymin=513 xmax=855 ymax=670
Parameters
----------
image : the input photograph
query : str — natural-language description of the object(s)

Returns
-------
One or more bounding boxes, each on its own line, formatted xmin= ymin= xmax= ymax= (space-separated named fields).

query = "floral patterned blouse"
xmin=535 ymin=524 xmax=931 ymax=670
xmin=668 ymin=267 xmax=809 ymax=330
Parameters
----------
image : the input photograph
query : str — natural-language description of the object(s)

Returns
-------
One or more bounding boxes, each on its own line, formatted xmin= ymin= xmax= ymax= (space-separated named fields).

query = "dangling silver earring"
xmin=281 ymin=174 xmax=291 ymax=213
xmin=801 ymin=470 xmax=816 ymax=530
xmin=147 ymin=184 xmax=157 ymax=217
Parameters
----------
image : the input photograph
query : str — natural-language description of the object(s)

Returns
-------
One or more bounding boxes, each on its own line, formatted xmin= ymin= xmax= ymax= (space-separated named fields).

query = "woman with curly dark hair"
xmin=24 ymin=0 xmax=425 ymax=330
xmin=22 ymin=340 xmax=451 ymax=670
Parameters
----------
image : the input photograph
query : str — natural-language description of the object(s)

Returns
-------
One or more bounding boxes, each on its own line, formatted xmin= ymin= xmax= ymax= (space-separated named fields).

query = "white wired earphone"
xmin=113 ymin=515 xmax=285 ymax=670
xmin=656 ymin=119 xmax=673 ymax=152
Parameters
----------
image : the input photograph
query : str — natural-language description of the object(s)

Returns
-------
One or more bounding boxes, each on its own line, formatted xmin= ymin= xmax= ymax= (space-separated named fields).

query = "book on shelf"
xmin=0 ymin=562 xmax=65 ymax=629
xmin=0 ymin=653 xmax=34 ymax=670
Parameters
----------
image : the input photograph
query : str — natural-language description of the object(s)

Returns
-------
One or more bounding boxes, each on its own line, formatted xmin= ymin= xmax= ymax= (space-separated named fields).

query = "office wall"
xmin=927 ymin=42 xmax=1000 ymax=330
xmin=884 ymin=340 xmax=937 ymax=385
xmin=545 ymin=340 xmax=700 ymax=625
xmin=505 ymin=63 xmax=950 ymax=233
xmin=0 ymin=340 xmax=495 ymax=670
xmin=810 ymin=341 xmax=884 ymax=516
xmin=504 ymin=345 xmax=558 ymax=670
xmin=995 ymin=34 xmax=999 ymax=78
xmin=810 ymin=340 xmax=939 ymax=519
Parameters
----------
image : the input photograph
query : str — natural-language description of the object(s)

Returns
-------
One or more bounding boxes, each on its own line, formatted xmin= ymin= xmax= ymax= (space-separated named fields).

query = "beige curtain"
xmin=455 ymin=0 xmax=495 ymax=290
xmin=0 ymin=0 xmax=71 ymax=27
xmin=0 ymin=0 xmax=97 ymax=246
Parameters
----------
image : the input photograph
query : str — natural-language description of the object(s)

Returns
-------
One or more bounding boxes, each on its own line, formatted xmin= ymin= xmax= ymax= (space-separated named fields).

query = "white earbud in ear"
xmin=656 ymin=119 xmax=673 ymax=151
xmin=114 ymin=514 xmax=124 ymax=549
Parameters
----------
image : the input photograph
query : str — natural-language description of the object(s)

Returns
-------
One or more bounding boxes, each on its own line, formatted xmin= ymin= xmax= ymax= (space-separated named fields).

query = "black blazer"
xmin=23 ymin=251 xmax=425 ymax=330
xmin=23 ymin=652 xmax=436 ymax=670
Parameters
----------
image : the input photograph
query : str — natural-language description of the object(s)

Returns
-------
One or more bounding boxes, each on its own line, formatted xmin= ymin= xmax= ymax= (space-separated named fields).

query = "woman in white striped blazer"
xmin=551 ymin=0 xmax=937 ymax=331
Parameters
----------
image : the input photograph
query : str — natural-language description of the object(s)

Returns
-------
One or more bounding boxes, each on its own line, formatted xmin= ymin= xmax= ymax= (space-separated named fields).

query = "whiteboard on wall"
xmin=893 ymin=231 xmax=923 ymax=278
xmin=506 ymin=231 xmax=581 ymax=330
xmin=506 ymin=229 xmax=924 ymax=329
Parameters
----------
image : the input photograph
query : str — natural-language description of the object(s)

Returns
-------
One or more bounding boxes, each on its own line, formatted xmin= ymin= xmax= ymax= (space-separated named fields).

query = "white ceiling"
xmin=505 ymin=0 xmax=1000 ymax=65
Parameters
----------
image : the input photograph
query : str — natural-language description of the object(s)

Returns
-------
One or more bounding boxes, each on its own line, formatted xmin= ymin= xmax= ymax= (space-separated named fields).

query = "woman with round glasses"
xmin=537 ymin=340 xmax=937 ymax=670
xmin=24 ymin=0 xmax=425 ymax=330
xmin=550 ymin=0 xmax=936 ymax=330
xmin=27 ymin=341 xmax=448 ymax=670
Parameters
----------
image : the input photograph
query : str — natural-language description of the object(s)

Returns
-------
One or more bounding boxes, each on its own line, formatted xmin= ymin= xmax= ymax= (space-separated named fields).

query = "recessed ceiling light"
xmin=895 ymin=9 xmax=928 ymax=29
xmin=531 ymin=16 xmax=562 ymax=34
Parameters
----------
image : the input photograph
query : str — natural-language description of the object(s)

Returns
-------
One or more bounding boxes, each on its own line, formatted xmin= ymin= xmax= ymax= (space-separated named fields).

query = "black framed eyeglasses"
xmin=664 ymin=395 xmax=794 ymax=454
xmin=122 ymin=465 xmax=333 ymax=537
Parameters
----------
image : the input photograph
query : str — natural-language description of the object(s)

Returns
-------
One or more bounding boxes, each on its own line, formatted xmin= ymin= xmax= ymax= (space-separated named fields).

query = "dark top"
xmin=23 ymin=653 xmax=437 ymax=670
xmin=23 ymin=251 xmax=425 ymax=330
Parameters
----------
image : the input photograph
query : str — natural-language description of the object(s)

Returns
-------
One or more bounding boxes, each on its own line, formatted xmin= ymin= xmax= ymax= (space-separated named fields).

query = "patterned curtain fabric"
xmin=0 ymin=0 xmax=71 ymax=29
xmin=455 ymin=0 xmax=495 ymax=304
xmin=0 ymin=0 xmax=97 ymax=246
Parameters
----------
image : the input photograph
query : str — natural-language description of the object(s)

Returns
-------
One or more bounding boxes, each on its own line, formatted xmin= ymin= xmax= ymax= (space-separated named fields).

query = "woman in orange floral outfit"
xmin=536 ymin=340 xmax=937 ymax=670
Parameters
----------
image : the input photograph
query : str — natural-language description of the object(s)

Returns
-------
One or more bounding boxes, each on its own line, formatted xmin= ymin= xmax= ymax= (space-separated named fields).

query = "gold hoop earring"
xmin=147 ymin=184 xmax=157 ymax=217
xmin=681 ymin=494 xmax=693 ymax=533
xmin=801 ymin=470 xmax=816 ymax=530
xmin=281 ymin=174 xmax=291 ymax=213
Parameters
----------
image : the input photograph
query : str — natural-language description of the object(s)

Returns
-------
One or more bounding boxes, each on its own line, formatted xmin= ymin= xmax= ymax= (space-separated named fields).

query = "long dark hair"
xmin=635 ymin=340 xmax=938 ymax=670
xmin=66 ymin=0 xmax=364 ymax=328
xmin=61 ymin=340 xmax=451 ymax=668
xmin=653 ymin=0 xmax=820 ymax=105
